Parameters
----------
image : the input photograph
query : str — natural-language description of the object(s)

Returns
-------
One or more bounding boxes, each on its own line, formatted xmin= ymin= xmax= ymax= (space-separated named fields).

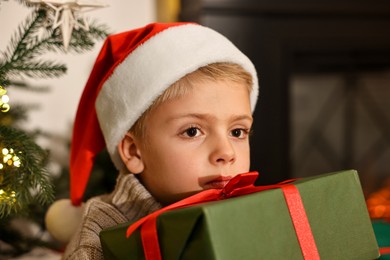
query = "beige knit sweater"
xmin=63 ymin=170 xmax=162 ymax=259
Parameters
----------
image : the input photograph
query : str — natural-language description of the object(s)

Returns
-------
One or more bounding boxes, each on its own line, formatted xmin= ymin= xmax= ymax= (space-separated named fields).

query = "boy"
xmin=46 ymin=22 xmax=259 ymax=259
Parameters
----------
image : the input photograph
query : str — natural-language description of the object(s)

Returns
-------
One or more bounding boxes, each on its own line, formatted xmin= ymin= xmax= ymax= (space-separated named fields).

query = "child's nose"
xmin=209 ymin=136 xmax=236 ymax=165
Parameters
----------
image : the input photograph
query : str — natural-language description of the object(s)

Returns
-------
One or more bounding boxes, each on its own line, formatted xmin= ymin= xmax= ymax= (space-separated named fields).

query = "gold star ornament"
xmin=28 ymin=0 xmax=108 ymax=50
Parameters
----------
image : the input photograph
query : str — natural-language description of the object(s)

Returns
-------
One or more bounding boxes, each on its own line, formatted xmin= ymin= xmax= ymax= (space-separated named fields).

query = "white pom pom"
xmin=45 ymin=199 xmax=83 ymax=243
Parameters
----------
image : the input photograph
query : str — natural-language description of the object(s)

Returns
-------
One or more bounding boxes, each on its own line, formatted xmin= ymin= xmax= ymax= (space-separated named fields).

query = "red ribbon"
xmin=282 ymin=184 xmax=320 ymax=260
xmin=380 ymin=247 xmax=390 ymax=255
xmin=126 ymin=172 xmax=320 ymax=260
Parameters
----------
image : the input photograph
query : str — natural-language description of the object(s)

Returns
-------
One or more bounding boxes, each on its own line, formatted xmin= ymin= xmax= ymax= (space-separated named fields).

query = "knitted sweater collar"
xmin=109 ymin=169 xmax=162 ymax=222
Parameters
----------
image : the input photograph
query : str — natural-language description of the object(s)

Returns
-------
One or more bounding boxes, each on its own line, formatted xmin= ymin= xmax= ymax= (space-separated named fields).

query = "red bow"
xmin=126 ymin=172 xmax=320 ymax=260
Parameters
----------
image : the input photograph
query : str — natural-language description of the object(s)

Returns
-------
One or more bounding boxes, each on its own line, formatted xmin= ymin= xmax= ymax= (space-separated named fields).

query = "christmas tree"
xmin=0 ymin=0 xmax=109 ymax=257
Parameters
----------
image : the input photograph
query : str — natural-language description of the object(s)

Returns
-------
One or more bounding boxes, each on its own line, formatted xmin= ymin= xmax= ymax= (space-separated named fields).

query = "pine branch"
xmin=7 ymin=61 xmax=66 ymax=78
xmin=8 ymin=9 xmax=46 ymax=64
xmin=0 ymin=9 xmax=60 ymax=79
xmin=0 ymin=9 xmax=110 ymax=81
xmin=0 ymin=125 xmax=54 ymax=219
xmin=68 ymin=18 xmax=110 ymax=52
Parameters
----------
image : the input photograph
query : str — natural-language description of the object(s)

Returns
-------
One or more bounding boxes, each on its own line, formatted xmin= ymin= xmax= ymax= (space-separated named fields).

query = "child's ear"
xmin=118 ymin=133 xmax=144 ymax=174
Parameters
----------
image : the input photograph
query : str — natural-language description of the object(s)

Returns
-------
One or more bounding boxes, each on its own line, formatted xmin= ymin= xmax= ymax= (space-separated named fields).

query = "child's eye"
xmin=182 ymin=127 xmax=201 ymax=138
xmin=231 ymin=128 xmax=250 ymax=139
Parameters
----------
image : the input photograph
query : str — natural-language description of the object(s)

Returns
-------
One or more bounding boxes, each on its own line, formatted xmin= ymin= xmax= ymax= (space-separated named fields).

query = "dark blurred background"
xmin=179 ymin=0 xmax=390 ymax=201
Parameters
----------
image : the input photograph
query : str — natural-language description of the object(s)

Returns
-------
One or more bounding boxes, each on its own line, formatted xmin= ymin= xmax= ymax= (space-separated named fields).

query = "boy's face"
xmin=136 ymin=79 xmax=253 ymax=205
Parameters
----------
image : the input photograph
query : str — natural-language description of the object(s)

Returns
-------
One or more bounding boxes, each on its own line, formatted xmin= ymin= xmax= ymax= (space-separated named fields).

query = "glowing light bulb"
xmin=2 ymin=148 xmax=9 ymax=155
xmin=1 ymin=95 xmax=9 ymax=103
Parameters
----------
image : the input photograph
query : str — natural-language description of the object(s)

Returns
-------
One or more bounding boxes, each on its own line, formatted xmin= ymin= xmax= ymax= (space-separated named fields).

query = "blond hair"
xmin=130 ymin=62 xmax=253 ymax=138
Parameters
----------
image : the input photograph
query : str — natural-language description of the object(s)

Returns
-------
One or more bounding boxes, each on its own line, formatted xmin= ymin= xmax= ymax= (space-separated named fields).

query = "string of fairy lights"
xmin=0 ymin=85 xmax=19 ymax=205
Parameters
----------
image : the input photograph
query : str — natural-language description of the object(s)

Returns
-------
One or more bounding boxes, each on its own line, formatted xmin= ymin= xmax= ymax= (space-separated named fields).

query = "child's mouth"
xmin=204 ymin=176 xmax=233 ymax=189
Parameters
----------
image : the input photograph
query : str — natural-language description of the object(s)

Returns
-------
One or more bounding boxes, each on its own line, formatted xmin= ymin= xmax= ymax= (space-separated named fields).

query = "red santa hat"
xmin=46 ymin=22 xmax=258 ymax=243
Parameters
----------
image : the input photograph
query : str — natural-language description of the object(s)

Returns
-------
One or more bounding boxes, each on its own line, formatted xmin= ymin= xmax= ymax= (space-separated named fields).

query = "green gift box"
xmin=100 ymin=170 xmax=380 ymax=259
